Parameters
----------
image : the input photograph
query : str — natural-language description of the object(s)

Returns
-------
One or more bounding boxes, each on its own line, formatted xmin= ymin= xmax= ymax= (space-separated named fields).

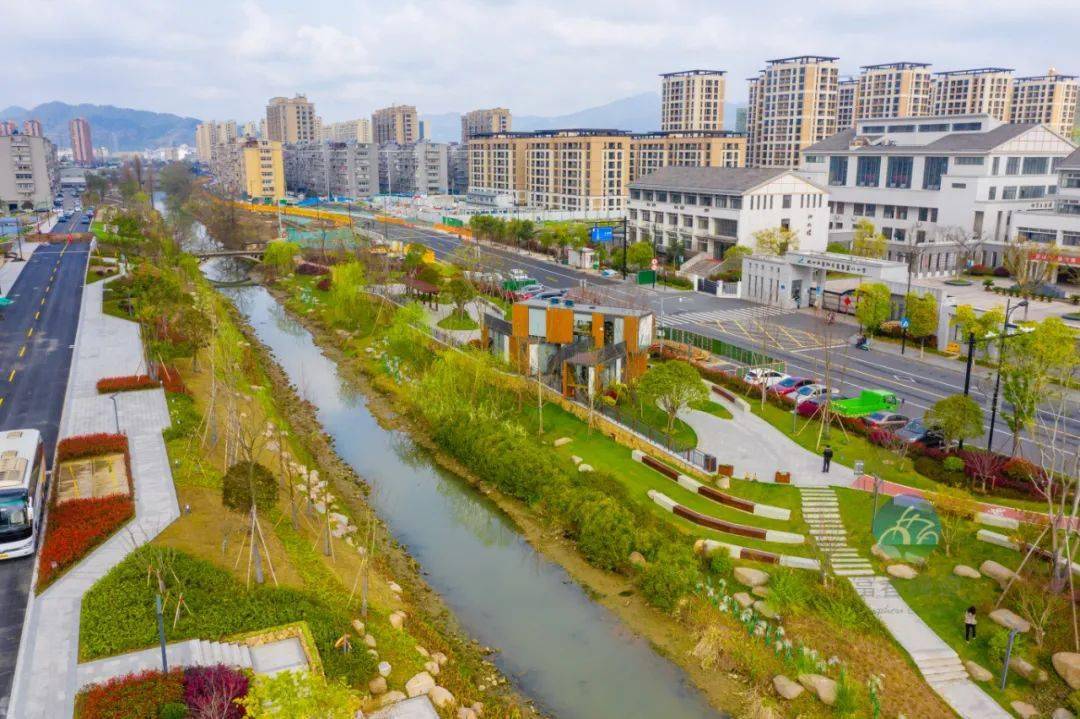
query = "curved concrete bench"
xmin=695 ymin=538 xmax=821 ymax=572
xmin=648 ymin=490 xmax=803 ymax=544
xmin=632 ymin=450 xmax=790 ymax=521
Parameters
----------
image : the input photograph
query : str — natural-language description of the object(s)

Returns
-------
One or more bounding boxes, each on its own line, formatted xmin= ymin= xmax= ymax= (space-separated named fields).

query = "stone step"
xmin=920 ymin=655 xmax=966 ymax=670
xmin=830 ymin=558 xmax=872 ymax=565
xmin=921 ymin=667 xmax=970 ymax=683
xmin=833 ymin=568 xmax=876 ymax=576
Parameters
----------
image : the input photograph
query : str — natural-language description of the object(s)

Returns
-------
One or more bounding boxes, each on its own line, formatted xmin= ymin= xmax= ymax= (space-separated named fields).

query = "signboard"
xmin=441 ymin=216 xmax=464 ymax=228
xmin=1029 ymin=251 xmax=1080 ymax=266
xmin=650 ymin=258 xmax=659 ymax=271
xmin=900 ymin=317 xmax=910 ymax=329
xmin=590 ymin=226 xmax=614 ymax=242
xmin=636 ymin=270 xmax=656 ymax=285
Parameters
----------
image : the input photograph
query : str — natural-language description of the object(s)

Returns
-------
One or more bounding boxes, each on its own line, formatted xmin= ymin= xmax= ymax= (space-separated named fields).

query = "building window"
xmin=1022 ymin=157 xmax=1049 ymax=175
xmin=952 ymin=122 xmax=983 ymax=131
xmin=992 ymin=157 xmax=1000 ymax=175
xmin=1016 ymin=228 xmax=1055 ymax=244
xmin=856 ymin=156 xmax=881 ymax=187
xmin=782 ymin=194 xmax=792 ymax=209
xmin=954 ymin=157 xmax=984 ymax=166
xmin=922 ymin=157 xmax=948 ymax=190
xmin=1063 ymin=231 xmax=1080 ymax=246
xmin=828 ymin=156 xmax=848 ymax=185
xmin=861 ymin=125 xmax=886 ymax=134
xmin=1005 ymin=157 xmax=1020 ymax=175
xmin=988 ymin=186 xmax=997 ymax=200
xmin=1003 ymin=186 xmax=1018 ymax=200
xmin=918 ymin=123 xmax=949 ymax=132
xmin=1018 ymin=185 xmax=1046 ymax=199
xmin=886 ymin=157 xmax=913 ymax=188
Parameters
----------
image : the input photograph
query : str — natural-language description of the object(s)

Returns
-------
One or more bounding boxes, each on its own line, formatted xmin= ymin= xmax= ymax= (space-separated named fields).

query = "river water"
xmin=189 ymin=212 xmax=721 ymax=718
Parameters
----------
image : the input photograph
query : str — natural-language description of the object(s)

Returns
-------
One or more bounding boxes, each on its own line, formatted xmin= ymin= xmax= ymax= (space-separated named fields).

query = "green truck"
xmin=831 ymin=389 xmax=899 ymax=418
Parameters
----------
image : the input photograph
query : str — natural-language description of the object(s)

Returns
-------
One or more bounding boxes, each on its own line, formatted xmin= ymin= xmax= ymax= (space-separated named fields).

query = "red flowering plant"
xmin=75 ymin=669 xmax=185 ymax=719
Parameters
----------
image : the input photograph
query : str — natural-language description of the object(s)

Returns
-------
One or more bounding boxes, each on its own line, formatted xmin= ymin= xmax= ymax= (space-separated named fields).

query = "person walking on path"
xmin=822 ymin=445 xmax=833 ymax=473
xmin=964 ymin=606 xmax=977 ymax=641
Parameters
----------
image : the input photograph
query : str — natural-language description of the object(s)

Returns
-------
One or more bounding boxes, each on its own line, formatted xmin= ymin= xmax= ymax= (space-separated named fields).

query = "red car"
xmin=796 ymin=394 xmax=848 ymax=418
xmin=771 ymin=376 xmax=814 ymax=398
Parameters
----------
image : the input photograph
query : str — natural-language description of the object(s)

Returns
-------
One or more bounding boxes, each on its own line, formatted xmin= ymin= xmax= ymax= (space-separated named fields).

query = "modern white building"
xmin=627 ymin=166 xmax=829 ymax=266
xmin=283 ymin=141 xmax=378 ymax=199
xmin=1009 ymin=147 xmax=1080 ymax=249
xmin=799 ymin=114 xmax=1077 ymax=269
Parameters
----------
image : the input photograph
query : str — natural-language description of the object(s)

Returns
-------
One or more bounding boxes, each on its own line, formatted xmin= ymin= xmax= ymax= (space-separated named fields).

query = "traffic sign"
xmin=900 ymin=317 xmax=910 ymax=329
xmin=650 ymin=258 xmax=658 ymax=271
xmin=590 ymin=226 xmax=614 ymax=242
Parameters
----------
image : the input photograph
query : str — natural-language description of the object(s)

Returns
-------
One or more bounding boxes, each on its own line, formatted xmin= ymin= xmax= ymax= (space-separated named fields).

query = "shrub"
xmin=220 ymin=461 xmax=279 ymax=514
xmin=75 ymin=669 xmax=185 ymax=719
xmin=992 ymin=266 xmax=1010 ymax=277
xmin=1069 ymin=689 xmax=1080 ymax=714
xmin=943 ymin=456 xmax=965 ymax=473
xmin=316 ymin=277 xmax=332 ymax=292
xmin=97 ymin=374 xmax=161 ymax=393
xmin=38 ymin=495 xmax=135 ymax=589
xmin=58 ymin=433 xmax=129 ymax=462
xmin=1002 ymin=457 xmax=1039 ymax=484
xmin=164 ymin=392 xmax=201 ymax=442
xmin=575 ymin=497 xmax=635 ymax=572
xmin=968 ymin=263 xmax=991 ymax=276
xmin=183 ymin=665 xmax=248 ymax=719
xmin=296 ymin=261 xmax=330 ymax=276
xmin=638 ymin=543 xmax=701 ymax=612
xmin=159 ymin=703 xmax=188 ymax=719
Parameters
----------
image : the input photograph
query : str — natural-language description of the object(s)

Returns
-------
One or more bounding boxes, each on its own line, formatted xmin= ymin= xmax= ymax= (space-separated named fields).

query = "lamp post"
xmin=986 ymin=299 xmax=1027 ymax=453
xmin=108 ymin=392 xmax=121 ymax=433
xmin=658 ymin=294 xmax=684 ymax=332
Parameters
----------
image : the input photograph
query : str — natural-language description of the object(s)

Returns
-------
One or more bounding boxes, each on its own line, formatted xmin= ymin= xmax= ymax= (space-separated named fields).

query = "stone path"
xmin=798 ymin=487 xmax=874 ymax=577
xmin=8 ymin=279 xmax=180 ymax=719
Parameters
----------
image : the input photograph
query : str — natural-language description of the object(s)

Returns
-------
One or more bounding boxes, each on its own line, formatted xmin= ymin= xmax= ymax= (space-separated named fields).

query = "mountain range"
xmin=0 ymin=102 xmax=200 ymax=151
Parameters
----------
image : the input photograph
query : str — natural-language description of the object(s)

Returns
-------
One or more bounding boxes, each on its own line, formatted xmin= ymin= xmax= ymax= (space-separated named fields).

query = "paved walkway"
xmin=798 ymin=487 xmax=874 ymax=577
xmin=8 ymin=279 xmax=179 ymax=719
xmin=0 ymin=242 xmax=42 ymax=296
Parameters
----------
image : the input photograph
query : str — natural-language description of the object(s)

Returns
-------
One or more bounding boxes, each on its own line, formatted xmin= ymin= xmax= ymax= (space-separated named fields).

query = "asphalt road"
xmin=0 ymin=222 xmax=88 ymax=719
xmin=378 ymin=218 xmax=1076 ymax=459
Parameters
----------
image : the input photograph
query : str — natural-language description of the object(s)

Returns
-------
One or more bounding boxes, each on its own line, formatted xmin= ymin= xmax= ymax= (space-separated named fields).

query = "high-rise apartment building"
xmin=837 ymin=78 xmax=857 ymax=129
xmin=0 ymin=133 xmax=58 ymax=211
xmin=283 ymin=141 xmax=378 ymax=198
xmin=1010 ymin=69 xmax=1078 ymax=138
xmin=378 ymin=141 xmax=449 ymax=195
xmin=931 ymin=68 xmax=1014 ymax=121
xmin=854 ymin=62 xmax=933 ymax=121
xmin=461 ymin=108 xmax=512 ymax=144
xmin=69 ymin=117 xmax=94 ymax=166
xmin=242 ymin=121 xmax=259 ymax=138
xmin=747 ymin=56 xmax=840 ymax=168
xmin=196 ymin=121 xmax=239 ymax=163
xmin=211 ymin=138 xmax=285 ymax=202
xmin=322 ymin=119 xmax=373 ymax=144
xmin=216 ymin=121 xmax=238 ymax=145
xmin=372 ymin=105 xmax=419 ymax=145
xmin=448 ymin=143 xmax=469 ymax=195
xmin=22 ymin=120 xmax=42 ymax=137
xmin=629 ymin=131 xmax=745 ymax=181
xmin=265 ymin=95 xmax=317 ymax=144
xmin=660 ymin=70 xmax=726 ymax=132
xmin=0 ymin=121 xmax=15 ymax=136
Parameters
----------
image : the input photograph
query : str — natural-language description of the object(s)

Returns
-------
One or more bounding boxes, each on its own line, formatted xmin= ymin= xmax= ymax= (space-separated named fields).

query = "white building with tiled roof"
xmin=1009 ymin=147 xmax=1080 ymax=251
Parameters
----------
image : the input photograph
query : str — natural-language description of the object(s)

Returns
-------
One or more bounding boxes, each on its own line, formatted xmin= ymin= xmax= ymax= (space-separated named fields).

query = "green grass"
xmin=616 ymin=399 xmax=698 ymax=450
xmin=688 ymin=398 xmax=733 ymax=420
xmin=531 ymin=403 xmax=810 ymax=554
xmin=436 ymin=312 xmax=479 ymax=331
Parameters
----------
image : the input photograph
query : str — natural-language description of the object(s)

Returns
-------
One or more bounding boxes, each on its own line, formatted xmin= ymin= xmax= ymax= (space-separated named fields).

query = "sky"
xmin=5 ymin=0 xmax=1080 ymax=122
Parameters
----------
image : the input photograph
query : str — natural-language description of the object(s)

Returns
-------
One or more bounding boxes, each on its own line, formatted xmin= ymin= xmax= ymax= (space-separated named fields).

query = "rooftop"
xmin=934 ymin=67 xmax=1014 ymax=76
xmin=519 ymin=296 xmax=652 ymax=318
xmin=630 ymin=165 xmax=791 ymax=193
xmin=630 ymin=130 xmax=746 ymax=139
xmin=766 ymin=55 xmax=839 ymax=65
xmin=803 ymin=120 xmax=1046 ymax=155
xmin=1061 ymin=147 xmax=1080 ymax=170
xmin=860 ymin=62 xmax=931 ymax=71
xmin=470 ymin=128 xmax=633 ymax=140
xmin=660 ymin=69 xmax=727 ymax=77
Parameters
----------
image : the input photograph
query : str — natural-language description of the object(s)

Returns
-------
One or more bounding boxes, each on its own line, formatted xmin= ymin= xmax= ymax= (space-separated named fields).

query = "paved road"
xmin=0 ymin=225 xmax=89 ymax=718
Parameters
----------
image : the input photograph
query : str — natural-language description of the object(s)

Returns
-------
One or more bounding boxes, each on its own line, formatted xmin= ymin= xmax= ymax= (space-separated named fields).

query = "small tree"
xmin=904 ymin=292 xmax=938 ymax=342
xmin=925 ymin=394 xmax=984 ymax=449
xmin=239 ymin=671 xmax=360 ymax=719
xmin=718 ymin=245 xmax=752 ymax=278
xmin=753 ymin=226 xmax=799 ymax=255
xmin=851 ymin=219 xmax=888 ymax=259
xmin=221 ymin=461 xmax=279 ymax=514
xmin=855 ymin=282 xmax=892 ymax=335
xmin=444 ymin=276 xmax=476 ymax=319
xmin=931 ymin=489 xmax=974 ymax=557
xmin=953 ymin=304 xmax=1006 ymax=360
xmin=626 ymin=240 xmax=655 ymax=270
xmin=638 ymin=361 xmax=708 ymax=434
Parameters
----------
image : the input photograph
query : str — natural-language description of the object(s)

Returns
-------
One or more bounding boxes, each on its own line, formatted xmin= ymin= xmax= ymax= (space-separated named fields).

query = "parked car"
xmin=791 ymin=383 xmax=837 ymax=405
xmin=796 ymin=394 xmax=848 ymax=418
xmin=533 ymin=288 xmax=568 ymax=300
xmin=599 ymin=268 xmax=618 ymax=277
xmin=861 ymin=411 xmax=910 ymax=431
xmin=743 ymin=368 xmax=788 ymax=389
xmin=895 ymin=419 xmax=945 ymax=448
xmin=771 ymin=376 xmax=815 ymax=397
xmin=511 ymin=284 xmax=544 ymax=301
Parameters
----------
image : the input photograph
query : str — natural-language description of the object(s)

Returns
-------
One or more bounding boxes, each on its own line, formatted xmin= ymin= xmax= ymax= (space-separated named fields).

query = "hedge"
xmin=75 ymin=669 xmax=185 ymax=719
xmin=96 ymin=364 xmax=187 ymax=395
xmin=37 ymin=495 xmax=134 ymax=590
xmin=58 ymin=433 xmax=129 ymax=462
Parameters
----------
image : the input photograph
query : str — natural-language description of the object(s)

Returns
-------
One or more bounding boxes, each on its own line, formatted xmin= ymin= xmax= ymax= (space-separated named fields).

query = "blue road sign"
xmin=590 ymin=226 xmax=614 ymax=242
xmin=900 ymin=317 xmax=910 ymax=329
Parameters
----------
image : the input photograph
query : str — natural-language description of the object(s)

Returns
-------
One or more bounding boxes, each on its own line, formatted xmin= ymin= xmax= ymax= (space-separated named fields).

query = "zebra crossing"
xmin=661 ymin=305 xmax=794 ymax=327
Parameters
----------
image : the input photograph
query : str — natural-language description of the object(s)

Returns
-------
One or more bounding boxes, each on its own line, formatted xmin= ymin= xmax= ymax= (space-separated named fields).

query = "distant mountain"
xmin=420 ymin=93 xmax=746 ymax=142
xmin=0 ymin=102 xmax=200 ymax=151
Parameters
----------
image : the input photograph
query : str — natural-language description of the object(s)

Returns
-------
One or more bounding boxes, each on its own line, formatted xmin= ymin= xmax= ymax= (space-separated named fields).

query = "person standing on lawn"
xmin=822 ymin=445 xmax=833 ymax=473
xmin=964 ymin=606 xmax=977 ymax=641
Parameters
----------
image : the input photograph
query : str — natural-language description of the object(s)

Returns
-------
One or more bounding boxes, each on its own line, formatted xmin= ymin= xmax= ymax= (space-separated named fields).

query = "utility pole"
xmin=986 ymin=299 xmax=1027 ymax=453
xmin=621 ymin=216 xmax=628 ymax=280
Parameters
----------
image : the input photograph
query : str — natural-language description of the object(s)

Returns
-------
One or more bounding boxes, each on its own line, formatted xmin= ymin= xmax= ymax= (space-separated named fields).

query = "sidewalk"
xmin=0 ymin=242 xmax=42 ymax=295
xmin=8 ymin=279 xmax=179 ymax=719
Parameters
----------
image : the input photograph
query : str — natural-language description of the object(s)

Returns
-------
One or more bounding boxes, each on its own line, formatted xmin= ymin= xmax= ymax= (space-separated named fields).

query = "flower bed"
xmin=96 ymin=364 xmax=186 ymax=395
xmin=58 ymin=433 xmax=130 ymax=463
xmin=37 ymin=495 xmax=135 ymax=590
xmin=75 ymin=665 xmax=250 ymax=719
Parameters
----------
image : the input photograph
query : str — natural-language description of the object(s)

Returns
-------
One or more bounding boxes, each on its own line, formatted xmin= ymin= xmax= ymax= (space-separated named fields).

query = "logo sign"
xmin=650 ymin=258 xmax=659 ymax=271
xmin=900 ymin=317 xmax=910 ymax=329
xmin=590 ymin=226 xmax=614 ymax=243
xmin=872 ymin=494 xmax=940 ymax=561
xmin=843 ymin=296 xmax=852 ymax=306
xmin=1029 ymin=251 xmax=1080 ymax=266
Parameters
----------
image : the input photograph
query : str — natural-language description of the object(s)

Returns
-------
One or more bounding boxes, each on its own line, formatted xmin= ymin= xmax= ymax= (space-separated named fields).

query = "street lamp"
xmin=658 ymin=294 xmax=684 ymax=330
xmin=108 ymin=392 xmax=121 ymax=433
xmin=986 ymin=299 xmax=1028 ymax=453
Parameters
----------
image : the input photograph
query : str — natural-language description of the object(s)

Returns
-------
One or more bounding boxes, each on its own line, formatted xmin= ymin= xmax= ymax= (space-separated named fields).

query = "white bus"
xmin=0 ymin=429 xmax=46 ymax=560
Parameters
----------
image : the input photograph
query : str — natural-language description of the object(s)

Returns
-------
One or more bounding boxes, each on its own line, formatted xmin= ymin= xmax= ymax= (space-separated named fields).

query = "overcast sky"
xmin=6 ymin=0 xmax=1080 ymax=122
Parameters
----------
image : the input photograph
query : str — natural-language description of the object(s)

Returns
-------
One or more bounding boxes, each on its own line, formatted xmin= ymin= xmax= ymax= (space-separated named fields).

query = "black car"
xmin=895 ymin=419 xmax=945 ymax=448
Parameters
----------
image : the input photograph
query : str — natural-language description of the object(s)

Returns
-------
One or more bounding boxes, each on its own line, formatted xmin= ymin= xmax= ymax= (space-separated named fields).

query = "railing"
xmin=658 ymin=326 xmax=781 ymax=369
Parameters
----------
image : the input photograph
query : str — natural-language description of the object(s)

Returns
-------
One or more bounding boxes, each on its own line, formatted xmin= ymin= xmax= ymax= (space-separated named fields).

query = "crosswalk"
xmin=662 ymin=305 xmax=794 ymax=327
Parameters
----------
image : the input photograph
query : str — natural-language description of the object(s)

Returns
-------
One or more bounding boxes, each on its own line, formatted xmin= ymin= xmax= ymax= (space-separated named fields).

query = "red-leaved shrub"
xmin=316 ymin=277 xmax=332 ymax=292
xmin=76 ymin=669 xmax=185 ymax=719
xmin=57 ymin=433 xmax=129 ymax=462
xmin=184 ymin=665 xmax=249 ymax=719
xmin=296 ymin=261 xmax=330 ymax=276
xmin=37 ymin=495 xmax=134 ymax=589
xmin=96 ymin=374 xmax=160 ymax=393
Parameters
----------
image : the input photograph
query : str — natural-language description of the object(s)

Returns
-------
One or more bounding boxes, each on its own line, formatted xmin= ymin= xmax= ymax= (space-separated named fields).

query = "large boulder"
xmin=578 ymin=464 xmax=594 ymax=473
xmin=773 ymin=675 xmax=804 ymax=700
xmin=1051 ymin=708 xmax=1076 ymax=719
xmin=424 ymin=660 xmax=441 ymax=676
xmin=405 ymin=671 xmax=437 ymax=698
xmin=553 ymin=437 xmax=572 ymax=447
xmin=629 ymin=551 xmax=648 ymax=569
xmin=734 ymin=567 xmax=770 ymax=588
xmin=797 ymin=674 xmax=837 ymax=706
xmin=1053 ymin=652 xmax=1080 ymax=690
xmin=389 ymin=610 xmax=407 ymax=629
xmin=429 ymin=686 xmax=456 ymax=709
xmin=1010 ymin=656 xmax=1048 ymax=684
xmin=378 ymin=661 xmax=392 ymax=677
xmin=980 ymin=560 xmax=1016 ymax=588
xmin=753 ymin=600 xmax=780 ymax=620
xmin=368 ymin=676 xmax=388 ymax=695
xmin=886 ymin=564 xmax=918 ymax=580
xmin=953 ymin=564 xmax=981 ymax=579
xmin=1011 ymin=701 xmax=1039 ymax=719
xmin=965 ymin=660 xmax=993 ymax=682
xmin=989 ymin=608 xmax=1031 ymax=633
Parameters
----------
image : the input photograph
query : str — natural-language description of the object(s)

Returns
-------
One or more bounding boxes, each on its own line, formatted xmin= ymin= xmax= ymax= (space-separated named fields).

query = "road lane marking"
xmin=0 ymin=397 xmax=4 ymax=409
xmin=26 ymin=327 xmax=33 ymax=338
xmin=8 ymin=370 xmax=15 ymax=382
xmin=34 ymin=311 xmax=39 ymax=320
xmin=18 ymin=346 xmax=26 ymax=358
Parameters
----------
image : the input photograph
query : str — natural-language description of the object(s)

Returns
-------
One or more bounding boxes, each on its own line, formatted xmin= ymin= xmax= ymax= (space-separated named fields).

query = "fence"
xmin=658 ymin=326 xmax=782 ymax=370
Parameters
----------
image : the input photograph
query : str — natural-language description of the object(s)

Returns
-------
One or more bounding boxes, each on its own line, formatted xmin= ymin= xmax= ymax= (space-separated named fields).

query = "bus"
xmin=0 ymin=429 xmax=46 ymax=560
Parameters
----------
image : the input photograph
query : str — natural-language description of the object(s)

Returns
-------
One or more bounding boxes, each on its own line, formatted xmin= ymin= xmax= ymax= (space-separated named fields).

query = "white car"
xmin=743 ymin=368 xmax=788 ymax=388
xmin=509 ymin=269 xmax=529 ymax=281
xmin=791 ymin=383 xmax=838 ymax=405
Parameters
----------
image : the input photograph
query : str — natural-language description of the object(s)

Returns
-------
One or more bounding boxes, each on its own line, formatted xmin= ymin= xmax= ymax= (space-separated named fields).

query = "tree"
xmin=925 ymin=394 xmax=984 ymax=449
xmin=953 ymin=304 xmax=1006 ymax=360
xmin=854 ymin=282 xmax=892 ymax=335
xmin=626 ymin=240 xmax=654 ymax=270
xmin=221 ymin=461 xmax=279 ymax=514
xmin=638 ymin=361 xmax=708 ymax=434
xmin=444 ymin=276 xmax=476 ymax=319
xmin=1004 ymin=241 xmax=1054 ymax=292
xmin=262 ymin=241 xmax=300 ymax=276
xmin=851 ymin=219 xmax=888 ymax=259
xmin=753 ymin=226 xmax=798 ymax=255
xmin=904 ymin=292 xmax=938 ymax=341
xmin=238 ymin=671 xmax=360 ymax=719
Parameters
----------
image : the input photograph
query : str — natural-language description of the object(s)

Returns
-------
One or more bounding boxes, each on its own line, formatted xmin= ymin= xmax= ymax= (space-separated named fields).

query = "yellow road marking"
xmin=40 ymin=298 xmax=45 ymax=306
xmin=26 ymin=327 xmax=33 ymax=338
xmin=18 ymin=346 xmax=26 ymax=358
xmin=0 ymin=397 xmax=4 ymax=409
xmin=7 ymin=370 xmax=14 ymax=382
xmin=34 ymin=311 xmax=39 ymax=320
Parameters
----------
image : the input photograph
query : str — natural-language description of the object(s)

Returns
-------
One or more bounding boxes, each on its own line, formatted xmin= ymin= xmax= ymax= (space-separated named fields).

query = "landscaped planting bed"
xmin=75 ymin=665 xmax=249 ymax=719
xmin=96 ymin=364 xmax=187 ymax=395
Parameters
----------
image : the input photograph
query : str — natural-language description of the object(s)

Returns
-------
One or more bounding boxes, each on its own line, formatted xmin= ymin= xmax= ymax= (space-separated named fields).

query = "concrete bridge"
xmin=192 ymin=247 xmax=265 ymax=262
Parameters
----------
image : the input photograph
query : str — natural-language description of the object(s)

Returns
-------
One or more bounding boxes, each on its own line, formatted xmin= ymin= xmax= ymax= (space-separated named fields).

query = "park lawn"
xmin=534 ymin=403 xmax=812 ymax=556
xmin=437 ymin=312 xmax=479 ymax=331
xmin=615 ymin=398 xmax=698 ymax=450
xmin=688 ymin=398 xmax=734 ymax=420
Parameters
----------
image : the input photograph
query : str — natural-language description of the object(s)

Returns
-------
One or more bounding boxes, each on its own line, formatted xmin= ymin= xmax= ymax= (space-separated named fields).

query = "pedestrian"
xmin=822 ymin=445 xmax=833 ymax=473
xmin=964 ymin=606 xmax=977 ymax=641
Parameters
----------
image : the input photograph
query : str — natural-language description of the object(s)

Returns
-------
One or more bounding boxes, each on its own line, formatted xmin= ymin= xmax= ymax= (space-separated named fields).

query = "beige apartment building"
xmin=931 ymin=68 xmax=1014 ymax=121
xmin=0 ymin=133 xmax=58 ymax=211
xmin=660 ymin=70 xmax=726 ymax=132
xmin=195 ymin=121 xmax=239 ymax=163
xmin=265 ymin=95 xmax=318 ymax=144
xmin=461 ymin=108 xmax=512 ymax=144
xmin=320 ymin=118 xmax=373 ymax=143
xmin=837 ymin=78 xmax=857 ymax=129
xmin=211 ymin=138 xmax=285 ymax=203
xmin=629 ymin=131 xmax=745 ymax=180
xmin=854 ymin=62 xmax=933 ymax=121
xmin=747 ymin=56 xmax=840 ymax=168
xmin=1010 ymin=69 xmax=1078 ymax=138
xmin=372 ymin=105 xmax=419 ymax=145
